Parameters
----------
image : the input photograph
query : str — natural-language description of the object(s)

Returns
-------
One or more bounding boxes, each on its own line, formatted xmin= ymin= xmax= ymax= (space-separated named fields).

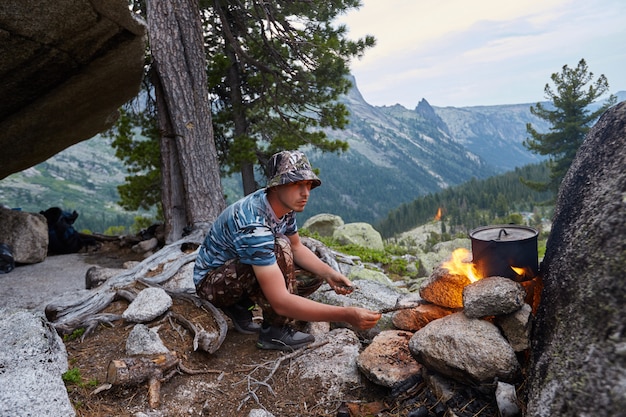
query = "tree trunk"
xmin=240 ymin=161 xmax=256 ymax=195
xmin=146 ymin=0 xmax=225 ymax=243
xmin=223 ymin=41 xmax=256 ymax=195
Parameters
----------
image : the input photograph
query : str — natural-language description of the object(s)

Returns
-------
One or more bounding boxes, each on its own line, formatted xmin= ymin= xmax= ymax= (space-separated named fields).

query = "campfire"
xmin=441 ymin=247 xmax=480 ymax=282
xmin=380 ymin=226 xmax=543 ymax=416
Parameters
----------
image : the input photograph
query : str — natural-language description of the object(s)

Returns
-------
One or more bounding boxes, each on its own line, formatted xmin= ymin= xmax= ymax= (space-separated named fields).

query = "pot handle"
xmin=497 ymin=228 xmax=509 ymax=240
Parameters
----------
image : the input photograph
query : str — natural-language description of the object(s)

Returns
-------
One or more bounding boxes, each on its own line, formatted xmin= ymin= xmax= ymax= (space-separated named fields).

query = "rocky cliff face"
xmin=524 ymin=101 xmax=626 ymax=416
xmin=0 ymin=0 xmax=146 ymax=180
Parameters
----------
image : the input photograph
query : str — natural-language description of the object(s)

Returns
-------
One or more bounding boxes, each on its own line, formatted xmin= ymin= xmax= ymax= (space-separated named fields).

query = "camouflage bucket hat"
xmin=266 ymin=150 xmax=321 ymax=189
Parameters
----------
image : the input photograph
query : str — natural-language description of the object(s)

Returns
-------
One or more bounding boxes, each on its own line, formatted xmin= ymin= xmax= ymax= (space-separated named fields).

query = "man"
xmin=194 ymin=150 xmax=381 ymax=351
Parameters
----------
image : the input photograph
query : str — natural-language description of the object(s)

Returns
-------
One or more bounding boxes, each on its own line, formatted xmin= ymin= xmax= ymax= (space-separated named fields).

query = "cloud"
xmin=339 ymin=0 xmax=626 ymax=107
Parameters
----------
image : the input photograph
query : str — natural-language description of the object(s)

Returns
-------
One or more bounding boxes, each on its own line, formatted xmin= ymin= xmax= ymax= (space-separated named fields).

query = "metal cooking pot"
xmin=469 ymin=225 xmax=539 ymax=280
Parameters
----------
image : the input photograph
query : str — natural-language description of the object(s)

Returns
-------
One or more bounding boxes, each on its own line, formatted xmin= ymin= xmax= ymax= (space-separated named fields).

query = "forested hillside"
xmin=0 ymin=135 xmax=147 ymax=233
xmin=2 ymin=82 xmax=619 ymax=234
xmin=376 ymin=162 xmax=554 ymax=238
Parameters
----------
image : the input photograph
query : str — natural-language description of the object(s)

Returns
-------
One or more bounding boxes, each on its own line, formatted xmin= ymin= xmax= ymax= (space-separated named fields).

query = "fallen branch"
xmin=80 ymin=232 xmax=121 ymax=243
xmin=378 ymin=304 xmax=423 ymax=314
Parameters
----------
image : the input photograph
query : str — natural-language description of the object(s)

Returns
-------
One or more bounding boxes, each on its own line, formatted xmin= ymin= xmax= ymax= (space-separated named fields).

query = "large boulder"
xmin=301 ymin=213 xmax=344 ymax=237
xmin=524 ymin=102 xmax=626 ymax=416
xmin=0 ymin=308 xmax=75 ymax=416
xmin=333 ymin=222 xmax=385 ymax=251
xmin=409 ymin=312 xmax=520 ymax=384
xmin=0 ymin=207 xmax=48 ymax=264
xmin=0 ymin=0 xmax=146 ymax=179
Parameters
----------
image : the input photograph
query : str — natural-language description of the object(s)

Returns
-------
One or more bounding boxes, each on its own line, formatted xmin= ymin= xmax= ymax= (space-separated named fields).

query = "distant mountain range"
xmin=1 ymin=77 xmax=623 ymax=232
xmin=301 ymin=80 xmax=625 ymax=224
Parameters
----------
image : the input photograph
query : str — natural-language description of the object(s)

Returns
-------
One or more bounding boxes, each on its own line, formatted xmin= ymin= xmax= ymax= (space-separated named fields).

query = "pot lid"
xmin=469 ymin=225 xmax=538 ymax=242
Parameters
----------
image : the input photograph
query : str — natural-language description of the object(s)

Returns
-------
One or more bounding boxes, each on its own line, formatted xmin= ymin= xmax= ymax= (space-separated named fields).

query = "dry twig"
xmin=236 ymin=340 xmax=329 ymax=410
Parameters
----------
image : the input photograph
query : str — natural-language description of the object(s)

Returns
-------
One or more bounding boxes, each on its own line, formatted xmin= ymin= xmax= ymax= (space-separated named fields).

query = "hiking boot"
xmin=256 ymin=325 xmax=315 ymax=351
xmin=222 ymin=303 xmax=261 ymax=335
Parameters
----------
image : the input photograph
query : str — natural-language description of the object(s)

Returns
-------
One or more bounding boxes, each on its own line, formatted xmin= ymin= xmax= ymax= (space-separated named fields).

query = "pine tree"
xmin=108 ymin=0 xmax=375 ymax=209
xmin=523 ymin=59 xmax=616 ymax=194
xmin=206 ymin=0 xmax=375 ymax=194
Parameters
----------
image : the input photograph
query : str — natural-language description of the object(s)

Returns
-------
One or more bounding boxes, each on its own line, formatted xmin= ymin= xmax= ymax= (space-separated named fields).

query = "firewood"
xmin=104 ymin=350 xmax=222 ymax=409
xmin=106 ymin=352 xmax=179 ymax=386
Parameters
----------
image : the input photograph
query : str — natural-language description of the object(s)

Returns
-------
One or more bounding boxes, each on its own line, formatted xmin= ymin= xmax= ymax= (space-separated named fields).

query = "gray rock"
xmin=310 ymin=279 xmax=404 ymax=332
xmin=333 ymin=222 xmax=385 ymax=251
xmin=0 ymin=207 xmax=48 ymax=264
xmin=126 ymin=324 xmax=170 ymax=355
xmin=248 ymin=410 xmax=276 ymax=417
xmin=525 ymin=101 xmax=626 ymax=416
xmin=0 ymin=254 xmax=89 ymax=311
xmin=312 ymin=278 xmax=402 ymax=312
xmin=163 ymin=262 xmax=195 ymax=292
xmin=0 ymin=308 xmax=75 ymax=416
xmin=462 ymin=276 xmax=526 ymax=318
xmin=409 ymin=312 xmax=520 ymax=384
xmin=0 ymin=0 xmax=146 ymax=179
xmin=496 ymin=303 xmax=532 ymax=352
xmin=496 ymin=380 xmax=522 ymax=417
xmin=301 ymin=213 xmax=344 ymax=237
xmin=122 ymin=287 xmax=173 ymax=322
xmin=293 ymin=328 xmax=362 ymax=402
xmin=347 ymin=264 xmax=395 ymax=286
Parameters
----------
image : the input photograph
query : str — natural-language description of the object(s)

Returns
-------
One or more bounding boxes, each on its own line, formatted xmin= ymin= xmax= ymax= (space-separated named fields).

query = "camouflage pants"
xmin=195 ymin=235 xmax=324 ymax=326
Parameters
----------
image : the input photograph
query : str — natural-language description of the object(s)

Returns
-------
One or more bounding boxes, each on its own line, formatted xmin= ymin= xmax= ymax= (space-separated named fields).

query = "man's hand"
xmin=325 ymin=272 xmax=355 ymax=295
xmin=349 ymin=307 xmax=382 ymax=330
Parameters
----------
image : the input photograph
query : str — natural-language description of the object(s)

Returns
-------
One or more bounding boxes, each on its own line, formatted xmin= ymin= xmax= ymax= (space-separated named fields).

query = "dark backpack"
xmin=40 ymin=207 xmax=95 ymax=254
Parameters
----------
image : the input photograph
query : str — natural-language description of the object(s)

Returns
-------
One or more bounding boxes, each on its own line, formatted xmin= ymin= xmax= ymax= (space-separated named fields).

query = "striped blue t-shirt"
xmin=193 ymin=189 xmax=297 ymax=285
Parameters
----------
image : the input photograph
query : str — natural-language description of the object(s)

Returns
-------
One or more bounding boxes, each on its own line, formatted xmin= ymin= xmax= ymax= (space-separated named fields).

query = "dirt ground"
xmin=61 ymin=242 xmax=397 ymax=417
xmin=61 ymin=241 xmax=500 ymax=417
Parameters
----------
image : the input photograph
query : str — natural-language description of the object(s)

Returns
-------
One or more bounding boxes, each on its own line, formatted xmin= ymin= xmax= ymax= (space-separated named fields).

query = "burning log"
xmin=419 ymin=265 xmax=471 ymax=308
xmin=519 ymin=274 xmax=543 ymax=314
xmin=391 ymin=303 xmax=456 ymax=331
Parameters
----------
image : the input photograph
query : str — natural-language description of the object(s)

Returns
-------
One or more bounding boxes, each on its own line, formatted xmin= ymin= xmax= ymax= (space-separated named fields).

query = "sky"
xmin=337 ymin=0 xmax=626 ymax=108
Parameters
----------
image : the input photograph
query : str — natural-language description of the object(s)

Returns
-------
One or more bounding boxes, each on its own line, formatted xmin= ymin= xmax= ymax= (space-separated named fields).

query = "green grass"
xmin=62 ymin=367 xmax=99 ymax=388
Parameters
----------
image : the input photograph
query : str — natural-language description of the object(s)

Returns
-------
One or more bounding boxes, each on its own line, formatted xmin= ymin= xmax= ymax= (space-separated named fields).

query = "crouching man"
xmin=194 ymin=150 xmax=381 ymax=351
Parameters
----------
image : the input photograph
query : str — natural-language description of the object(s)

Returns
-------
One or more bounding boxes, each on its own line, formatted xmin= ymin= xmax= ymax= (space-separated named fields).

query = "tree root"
xmin=45 ymin=229 xmax=229 ymax=357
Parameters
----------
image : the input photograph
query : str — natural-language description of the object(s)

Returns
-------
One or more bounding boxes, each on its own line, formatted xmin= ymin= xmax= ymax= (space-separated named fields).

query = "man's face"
xmin=274 ymin=180 xmax=315 ymax=213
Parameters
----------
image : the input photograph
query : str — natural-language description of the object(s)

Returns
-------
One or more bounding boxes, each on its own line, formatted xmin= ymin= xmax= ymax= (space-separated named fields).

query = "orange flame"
xmin=441 ymin=248 xmax=481 ymax=283
xmin=511 ymin=266 xmax=533 ymax=279
xmin=434 ymin=207 xmax=442 ymax=221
